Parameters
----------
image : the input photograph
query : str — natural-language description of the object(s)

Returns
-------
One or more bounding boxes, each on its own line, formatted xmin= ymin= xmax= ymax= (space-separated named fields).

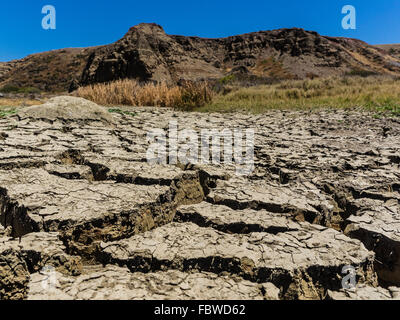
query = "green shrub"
xmin=0 ymin=85 xmax=41 ymax=94
xmin=345 ymin=69 xmax=378 ymax=78
xmin=218 ymin=75 xmax=236 ymax=85
xmin=0 ymin=108 xmax=17 ymax=118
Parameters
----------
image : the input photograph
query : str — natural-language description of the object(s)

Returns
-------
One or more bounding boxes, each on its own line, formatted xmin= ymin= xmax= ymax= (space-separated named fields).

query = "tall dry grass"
xmin=76 ymin=76 xmax=400 ymax=116
xmin=76 ymin=79 xmax=213 ymax=110
xmin=0 ymin=98 xmax=42 ymax=108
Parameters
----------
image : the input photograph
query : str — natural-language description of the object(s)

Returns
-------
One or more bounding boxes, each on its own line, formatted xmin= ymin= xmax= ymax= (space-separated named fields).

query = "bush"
xmin=218 ymin=75 xmax=236 ymax=85
xmin=345 ymin=69 xmax=378 ymax=78
xmin=0 ymin=85 xmax=19 ymax=93
xmin=0 ymin=85 xmax=41 ymax=94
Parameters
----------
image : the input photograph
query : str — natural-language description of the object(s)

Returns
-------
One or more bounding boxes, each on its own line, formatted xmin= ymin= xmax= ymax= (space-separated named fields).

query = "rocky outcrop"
xmin=77 ymin=23 xmax=400 ymax=88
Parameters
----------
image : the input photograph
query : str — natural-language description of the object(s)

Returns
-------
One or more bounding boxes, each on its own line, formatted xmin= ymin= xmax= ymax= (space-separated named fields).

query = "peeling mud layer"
xmin=1 ymin=96 xmax=400 ymax=300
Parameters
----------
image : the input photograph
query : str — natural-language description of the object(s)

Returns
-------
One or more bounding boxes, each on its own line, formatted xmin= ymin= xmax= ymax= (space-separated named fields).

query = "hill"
xmin=374 ymin=44 xmax=400 ymax=59
xmin=0 ymin=48 xmax=97 ymax=92
xmin=1 ymin=23 xmax=400 ymax=92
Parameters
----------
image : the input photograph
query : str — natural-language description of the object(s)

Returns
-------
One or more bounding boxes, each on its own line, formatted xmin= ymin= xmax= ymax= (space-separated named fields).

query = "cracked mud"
xmin=1 ymin=96 xmax=400 ymax=300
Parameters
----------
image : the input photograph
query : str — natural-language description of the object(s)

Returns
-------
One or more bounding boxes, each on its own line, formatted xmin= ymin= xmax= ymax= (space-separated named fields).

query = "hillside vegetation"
xmin=75 ymin=76 xmax=400 ymax=117
xmin=75 ymin=79 xmax=213 ymax=110
xmin=199 ymin=76 xmax=400 ymax=115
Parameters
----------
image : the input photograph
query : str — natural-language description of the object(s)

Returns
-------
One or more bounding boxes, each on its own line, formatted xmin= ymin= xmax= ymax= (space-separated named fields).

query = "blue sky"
xmin=1 ymin=0 xmax=400 ymax=61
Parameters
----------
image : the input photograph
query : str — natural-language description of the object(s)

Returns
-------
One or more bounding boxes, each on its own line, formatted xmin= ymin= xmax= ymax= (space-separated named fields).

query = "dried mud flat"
xmin=1 ymin=96 xmax=400 ymax=300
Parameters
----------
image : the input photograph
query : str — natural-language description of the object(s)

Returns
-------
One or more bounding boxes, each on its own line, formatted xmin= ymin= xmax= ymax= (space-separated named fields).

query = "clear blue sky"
xmin=1 ymin=0 xmax=400 ymax=62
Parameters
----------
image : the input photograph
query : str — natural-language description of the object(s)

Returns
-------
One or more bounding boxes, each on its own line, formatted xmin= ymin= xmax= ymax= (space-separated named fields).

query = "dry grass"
xmin=0 ymin=98 xmax=43 ymax=118
xmin=75 ymin=76 xmax=400 ymax=116
xmin=0 ymin=98 xmax=42 ymax=107
xmin=76 ymin=79 xmax=213 ymax=110
xmin=198 ymin=76 xmax=400 ymax=115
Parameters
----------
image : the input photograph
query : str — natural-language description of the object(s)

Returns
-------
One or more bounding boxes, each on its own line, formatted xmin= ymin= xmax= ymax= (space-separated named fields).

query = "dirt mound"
xmin=18 ymin=96 xmax=114 ymax=124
